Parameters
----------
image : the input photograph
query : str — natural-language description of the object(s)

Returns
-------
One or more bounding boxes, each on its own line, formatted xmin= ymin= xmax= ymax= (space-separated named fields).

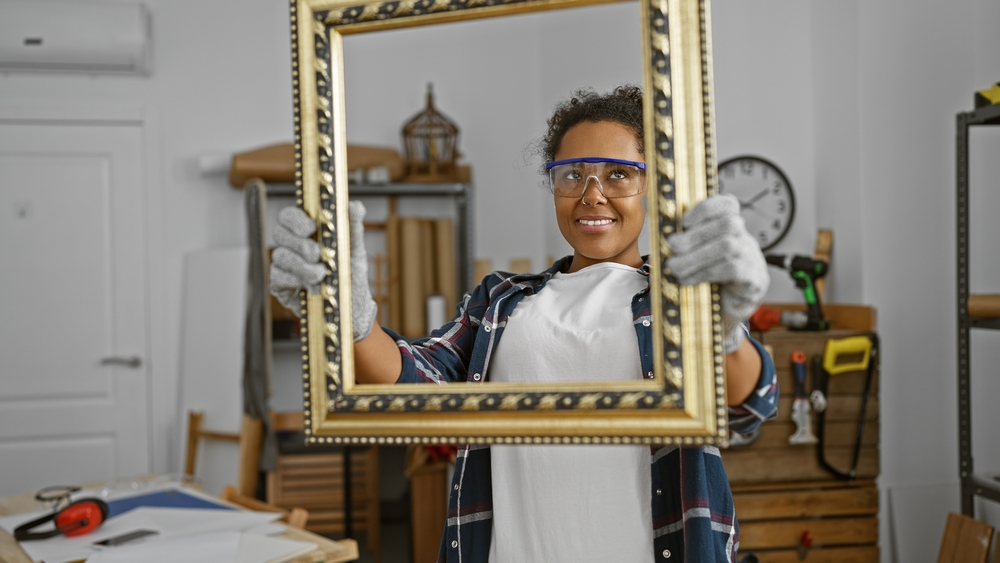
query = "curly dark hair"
xmin=539 ymin=84 xmax=644 ymax=164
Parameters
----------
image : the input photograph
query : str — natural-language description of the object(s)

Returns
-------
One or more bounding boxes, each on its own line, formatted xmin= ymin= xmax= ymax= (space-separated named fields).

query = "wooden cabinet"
xmin=408 ymin=459 xmax=449 ymax=563
xmin=723 ymin=304 xmax=879 ymax=562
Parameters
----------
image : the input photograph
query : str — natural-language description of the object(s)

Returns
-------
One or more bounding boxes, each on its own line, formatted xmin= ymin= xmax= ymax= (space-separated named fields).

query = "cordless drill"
xmin=764 ymin=254 xmax=830 ymax=331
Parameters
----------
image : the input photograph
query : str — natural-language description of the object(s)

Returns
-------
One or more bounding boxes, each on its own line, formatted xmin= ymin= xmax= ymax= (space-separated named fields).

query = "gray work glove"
xmin=347 ymin=201 xmax=378 ymax=341
xmin=666 ymin=194 xmax=769 ymax=354
xmin=269 ymin=204 xmax=378 ymax=341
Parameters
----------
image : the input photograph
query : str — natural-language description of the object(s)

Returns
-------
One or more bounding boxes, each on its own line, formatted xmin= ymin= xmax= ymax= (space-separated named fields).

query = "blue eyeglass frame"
xmin=544 ymin=157 xmax=648 ymax=171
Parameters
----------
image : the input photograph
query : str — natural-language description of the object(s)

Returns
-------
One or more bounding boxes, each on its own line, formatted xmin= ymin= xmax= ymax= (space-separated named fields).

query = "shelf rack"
xmin=955 ymin=103 xmax=1000 ymax=515
xmin=267 ymin=181 xmax=475 ymax=294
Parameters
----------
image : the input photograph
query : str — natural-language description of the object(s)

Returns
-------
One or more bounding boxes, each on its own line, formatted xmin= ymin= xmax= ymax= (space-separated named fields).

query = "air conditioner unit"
xmin=0 ymin=1 xmax=151 ymax=75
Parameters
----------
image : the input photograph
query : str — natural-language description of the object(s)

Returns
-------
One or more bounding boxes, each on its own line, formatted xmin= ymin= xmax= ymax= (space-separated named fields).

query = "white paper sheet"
xmin=86 ymin=531 xmax=241 ymax=563
xmin=234 ymin=533 xmax=316 ymax=563
xmin=5 ymin=506 xmax=281 ymax=563
xmin=83 ymin=531 xmax=316 ymax=563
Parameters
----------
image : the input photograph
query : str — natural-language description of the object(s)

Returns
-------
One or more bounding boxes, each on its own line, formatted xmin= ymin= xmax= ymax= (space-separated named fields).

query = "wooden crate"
xmin=723 ymin=304 xmax=879 ymax=562
xmin=267 ymin=448 xmax=380 ymax=544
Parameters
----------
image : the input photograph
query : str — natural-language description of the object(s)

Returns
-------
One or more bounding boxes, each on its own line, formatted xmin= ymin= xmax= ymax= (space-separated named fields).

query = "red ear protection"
xmin=14 ymin=498 xmax=109 ymax=541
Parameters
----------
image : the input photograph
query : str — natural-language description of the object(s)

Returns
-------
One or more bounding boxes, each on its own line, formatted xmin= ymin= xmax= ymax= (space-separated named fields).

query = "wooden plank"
xmin=740 ymin=516 xmax=878 ymax=550
xmin=237 ymin=415 xmax=264 ymax=498
xmin=387 ymin=209 xmax=402 ymax=331
xmin=433 ymin=218 xmax=458 ymax=310
xmin=813 ymin=229 xmax=833 ymax=302
xmin=746 ymin=545 xmax=879 ymax=563
xmin=474 ymin=258 xmax=492 ymax=284
xmin=773 ymin=395 xmax=879 ymax=423
xmin=734 ymin=484 xmax=878 ymax=520
xmin=938 ymin=512 xmax=993 ymax=563
xmin=271 ymin=410 xmax=305 ymax=432
xmin=731 ymin=479 xmax=876 ymax=494
xmin=774 ymin=366 xmax=878 ymax=396
xmin=722 ymin=446 xmax=879 ymax=484
xmin=743 ymin=420 xmax=878 ymax=449
xmin=759 ymin=330 xmax=879 ymax=390
xmin=759 ymin=304 xmax=876 ymax=331
xmin=759 ymin=328 xmax=866 ymax=359
xmin=399 ymin=217 xmax=428 ymax=337
xmin=509 ymin=257 xmax=532 ymax=274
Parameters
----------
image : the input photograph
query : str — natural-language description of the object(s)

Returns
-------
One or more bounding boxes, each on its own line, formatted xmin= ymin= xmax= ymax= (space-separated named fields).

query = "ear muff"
xmin=14 ymin=498 xmax=109 ymax=541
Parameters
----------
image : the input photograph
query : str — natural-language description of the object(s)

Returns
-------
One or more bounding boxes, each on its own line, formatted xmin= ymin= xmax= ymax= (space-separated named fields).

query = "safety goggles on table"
xmin=544 ymin=157 xmax=647 ymax=198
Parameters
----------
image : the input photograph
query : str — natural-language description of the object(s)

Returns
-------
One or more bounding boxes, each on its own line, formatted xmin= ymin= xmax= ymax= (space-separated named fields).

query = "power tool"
xmin=764 ymin=254 xmax=830 ymax=331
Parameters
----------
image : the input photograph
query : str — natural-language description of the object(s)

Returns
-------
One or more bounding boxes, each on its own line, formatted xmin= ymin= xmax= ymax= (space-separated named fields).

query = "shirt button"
xmin=484 ymin=325 xmax=492 ymax=332
xmin=472 ymin=373 xmax=482 ymax=381
xmin=642 ymin=319 xmax=651 ymax=327
xmin=662 ymin=549 xmax=671 ymax=558
xmin=454 ymin=484 xmax=459 ymax=490
xmin=451 ymin=540 xmax=458 ymax=548
xmin=656 ymin=488 xmax=662 ymax=496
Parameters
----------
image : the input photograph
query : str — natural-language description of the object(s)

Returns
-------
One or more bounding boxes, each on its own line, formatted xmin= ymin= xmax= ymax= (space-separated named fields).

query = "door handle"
xmin=100 ymin=356 xmax=142 ymax=369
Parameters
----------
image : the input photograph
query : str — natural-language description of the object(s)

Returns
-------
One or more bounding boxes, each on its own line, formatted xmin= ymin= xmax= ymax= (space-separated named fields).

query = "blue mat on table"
xmin=105 ymin=488 xmax=234 ymax=519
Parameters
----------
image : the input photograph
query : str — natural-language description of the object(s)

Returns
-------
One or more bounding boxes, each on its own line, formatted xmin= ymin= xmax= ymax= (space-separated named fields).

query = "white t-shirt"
xmin=488 ymin=262 xmax=654 ymax=563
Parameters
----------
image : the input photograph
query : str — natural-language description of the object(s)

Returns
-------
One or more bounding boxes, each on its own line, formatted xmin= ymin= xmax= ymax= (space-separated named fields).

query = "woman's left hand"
xmin=666 ymin=194 xmax=770 ymax=354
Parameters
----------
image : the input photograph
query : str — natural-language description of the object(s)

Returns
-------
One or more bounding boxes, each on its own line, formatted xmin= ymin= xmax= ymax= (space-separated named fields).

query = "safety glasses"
xmin=544 ymin=157 xmax=647 ymax=198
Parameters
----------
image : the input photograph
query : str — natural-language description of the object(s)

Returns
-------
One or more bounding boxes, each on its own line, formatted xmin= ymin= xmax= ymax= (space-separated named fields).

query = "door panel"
xmin=0 ymin=437 xmax=115 ymax=495
xmin=0 ymin=122 xmax=150 ymax=497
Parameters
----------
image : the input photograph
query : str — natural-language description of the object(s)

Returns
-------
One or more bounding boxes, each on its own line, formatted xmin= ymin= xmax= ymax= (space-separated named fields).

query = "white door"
xmin=0 ymin=121 xmax=150 ymax=497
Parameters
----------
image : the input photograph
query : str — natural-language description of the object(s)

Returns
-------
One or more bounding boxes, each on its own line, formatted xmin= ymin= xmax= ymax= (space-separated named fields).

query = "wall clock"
xmin=717 ymin=156 xmax=796 ymax=251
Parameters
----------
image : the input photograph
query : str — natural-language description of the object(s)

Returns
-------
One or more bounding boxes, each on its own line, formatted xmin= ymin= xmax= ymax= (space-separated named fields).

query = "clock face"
xmin=717 ymin=156 xmax=795 ymax=251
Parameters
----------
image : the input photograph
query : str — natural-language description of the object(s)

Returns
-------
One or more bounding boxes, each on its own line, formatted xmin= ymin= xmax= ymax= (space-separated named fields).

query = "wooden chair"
xmin=184 ymin=411 xmax=264 ymax=498
xmin=937 ymin=512 xmax=994 ymax=563
xmin=220 ymin=485 xmax=309 ymax=529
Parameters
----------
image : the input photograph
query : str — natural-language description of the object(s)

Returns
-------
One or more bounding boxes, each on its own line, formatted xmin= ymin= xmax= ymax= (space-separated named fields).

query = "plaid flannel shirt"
xmin=385 ymin=256 xmax=779 ymax=563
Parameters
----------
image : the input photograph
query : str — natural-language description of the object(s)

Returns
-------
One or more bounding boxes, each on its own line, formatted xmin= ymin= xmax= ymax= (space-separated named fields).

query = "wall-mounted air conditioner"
xmin=0 ymin=1 xmax=151 ymax=75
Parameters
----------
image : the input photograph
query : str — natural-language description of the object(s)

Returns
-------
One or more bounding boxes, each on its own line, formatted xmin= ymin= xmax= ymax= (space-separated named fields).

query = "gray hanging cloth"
xmin=243 ymin=179 xmax=277 ymax=473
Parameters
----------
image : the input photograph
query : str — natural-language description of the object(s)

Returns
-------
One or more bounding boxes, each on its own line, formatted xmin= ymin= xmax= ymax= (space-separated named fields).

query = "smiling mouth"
xmin=577 ymin=218 xmax=614 ymax=226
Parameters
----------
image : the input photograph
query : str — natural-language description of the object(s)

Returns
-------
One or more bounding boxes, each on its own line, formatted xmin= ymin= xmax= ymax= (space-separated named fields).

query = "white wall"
xmin=3 ymin=0 xmax=1000 ymax=559
xmin=0 ymin=0 xmax=294 ymax=476
xmin=713 ymin=0 xmax=817 ymax=304
xmin=714 ymin=0 xmax=1000 ymax=559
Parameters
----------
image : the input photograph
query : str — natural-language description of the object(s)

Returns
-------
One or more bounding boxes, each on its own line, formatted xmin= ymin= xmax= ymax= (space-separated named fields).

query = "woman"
xmin=271 ymin=85 xmax=777 ymax=563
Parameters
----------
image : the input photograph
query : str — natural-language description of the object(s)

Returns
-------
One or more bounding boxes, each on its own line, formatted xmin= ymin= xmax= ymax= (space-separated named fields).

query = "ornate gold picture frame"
xmin=289 ymin=0 xmax=726 ymax=445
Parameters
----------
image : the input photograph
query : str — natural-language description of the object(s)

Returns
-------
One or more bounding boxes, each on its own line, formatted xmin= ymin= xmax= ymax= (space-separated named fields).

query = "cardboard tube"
xmin=426 ymin=294 xmax=446 ymax=334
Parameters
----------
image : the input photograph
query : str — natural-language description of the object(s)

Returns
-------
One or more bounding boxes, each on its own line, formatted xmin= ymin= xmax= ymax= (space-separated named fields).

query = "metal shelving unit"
xmin=268 ymin=181 xmax=475 ymax=295
xmin=955 ymin=103 xmax=1000 ymax=516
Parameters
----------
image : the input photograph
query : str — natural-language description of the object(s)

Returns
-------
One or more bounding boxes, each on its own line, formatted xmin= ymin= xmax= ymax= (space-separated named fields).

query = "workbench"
xmin=0 ymin=480 xmax=359 ymax=563
xmin=723 ymin=304 xmax=880 ymax=562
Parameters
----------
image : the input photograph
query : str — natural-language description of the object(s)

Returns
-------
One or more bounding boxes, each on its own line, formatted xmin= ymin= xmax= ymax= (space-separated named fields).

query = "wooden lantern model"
xmin=401 ymin=84 xmax=459 ymax=179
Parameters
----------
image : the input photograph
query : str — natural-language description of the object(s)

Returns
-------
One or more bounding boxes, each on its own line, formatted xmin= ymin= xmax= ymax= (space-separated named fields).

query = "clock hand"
xmin=745 ymin=205 xmax=776 ymax=222
xmin=742 ymin=188 xmax=769 ymax=208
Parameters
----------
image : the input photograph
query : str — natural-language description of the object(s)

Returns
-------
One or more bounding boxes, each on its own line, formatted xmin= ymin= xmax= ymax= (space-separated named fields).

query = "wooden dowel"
xmin=969 ymin=294 xmax=1000 ymax=318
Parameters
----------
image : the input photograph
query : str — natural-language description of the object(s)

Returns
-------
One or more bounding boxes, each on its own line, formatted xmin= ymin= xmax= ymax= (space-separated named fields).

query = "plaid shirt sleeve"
xmin=388 ymin=271 xmax=512 ymax=384
xmin=727 ymin=333 xmax=779 ymax=436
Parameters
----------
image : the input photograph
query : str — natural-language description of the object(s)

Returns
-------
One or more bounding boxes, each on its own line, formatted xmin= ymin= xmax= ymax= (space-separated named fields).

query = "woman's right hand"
xmin=269 ymin=203 xmax=378 ymax=341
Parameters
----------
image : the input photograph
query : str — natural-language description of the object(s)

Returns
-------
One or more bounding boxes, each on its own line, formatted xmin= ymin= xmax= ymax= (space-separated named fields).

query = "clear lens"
xmin=547 ymin=160 xmax=645 ymax=198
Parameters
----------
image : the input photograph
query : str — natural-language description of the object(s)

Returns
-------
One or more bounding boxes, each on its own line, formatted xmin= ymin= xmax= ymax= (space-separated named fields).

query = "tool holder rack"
xmin=728 ymin=304 xmax=880 ymax=562
xmin=955 ymin=103 xmax=1000 ymax=516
